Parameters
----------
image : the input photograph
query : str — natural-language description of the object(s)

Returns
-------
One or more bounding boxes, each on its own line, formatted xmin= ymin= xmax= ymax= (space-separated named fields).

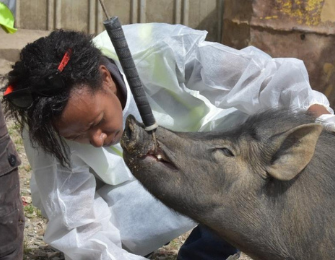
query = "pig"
xmin=120 ymin=109 xmax=335 ymax=260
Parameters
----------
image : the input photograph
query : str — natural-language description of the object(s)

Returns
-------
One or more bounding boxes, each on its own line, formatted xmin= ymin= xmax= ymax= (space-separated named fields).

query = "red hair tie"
xmin=4 ymin=85 xmax=14 ymax=96
xmin=57 ymin=48 xmax=72 ymax=72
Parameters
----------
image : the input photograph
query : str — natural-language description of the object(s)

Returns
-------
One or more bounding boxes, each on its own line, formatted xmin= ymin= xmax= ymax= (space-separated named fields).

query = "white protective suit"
xmin=24 ymin=23 xmax=335 ymax=260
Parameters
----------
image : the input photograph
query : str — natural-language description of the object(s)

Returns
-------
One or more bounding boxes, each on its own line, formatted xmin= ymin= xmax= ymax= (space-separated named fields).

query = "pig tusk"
xmin=151 ymin=131 xmax=158 ymax=154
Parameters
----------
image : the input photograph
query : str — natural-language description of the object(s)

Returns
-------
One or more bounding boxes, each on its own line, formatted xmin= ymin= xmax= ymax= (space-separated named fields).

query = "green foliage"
xmin=24 ymin=204 xmax=34 ymax=215
xmin=24 ymin=204 xmax=43 ymax=218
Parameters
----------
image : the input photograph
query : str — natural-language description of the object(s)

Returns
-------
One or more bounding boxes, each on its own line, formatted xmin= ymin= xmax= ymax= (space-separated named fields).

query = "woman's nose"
xmin=89 ymin=129 xmax=107 ymax=147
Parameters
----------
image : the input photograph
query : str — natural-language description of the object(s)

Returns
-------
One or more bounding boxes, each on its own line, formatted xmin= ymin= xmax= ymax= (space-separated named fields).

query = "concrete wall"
xmin=14 ymin=0 xmax=224 ymax=42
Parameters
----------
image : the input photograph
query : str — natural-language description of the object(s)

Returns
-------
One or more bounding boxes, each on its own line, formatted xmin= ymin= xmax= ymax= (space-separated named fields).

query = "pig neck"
xmin=203 ymin=193 xmax=293 ymax=260
xmin=203 ymin=167 xmax=335 ymax=260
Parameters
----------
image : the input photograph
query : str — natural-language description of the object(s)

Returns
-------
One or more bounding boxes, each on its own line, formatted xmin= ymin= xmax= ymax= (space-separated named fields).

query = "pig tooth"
xmin=157 ymin=154 xmax=162 ymax=160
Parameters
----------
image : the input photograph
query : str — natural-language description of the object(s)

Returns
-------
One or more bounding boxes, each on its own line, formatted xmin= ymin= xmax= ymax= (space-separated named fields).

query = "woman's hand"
xmin=307 ymin=104 xmax=331 ymax=118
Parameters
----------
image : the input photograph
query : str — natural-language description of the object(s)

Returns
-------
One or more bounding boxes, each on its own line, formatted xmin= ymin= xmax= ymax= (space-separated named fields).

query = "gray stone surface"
xmin=0 ymin=58 xmax=12 ymax=75
xmin=0 ymin=28 xmax=50 ymax=62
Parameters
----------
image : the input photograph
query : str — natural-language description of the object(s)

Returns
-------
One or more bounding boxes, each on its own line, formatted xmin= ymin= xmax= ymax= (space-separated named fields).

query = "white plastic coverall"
xmin=23 ymin=23 xmax=335 ymax=260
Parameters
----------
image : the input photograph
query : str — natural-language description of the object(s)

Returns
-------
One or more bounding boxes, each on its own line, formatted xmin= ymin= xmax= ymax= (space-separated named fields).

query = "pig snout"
xmin=121 ymin=115 xmax=155 ymax=157
xmin=121 ymin=115 xmax=175 ymax=166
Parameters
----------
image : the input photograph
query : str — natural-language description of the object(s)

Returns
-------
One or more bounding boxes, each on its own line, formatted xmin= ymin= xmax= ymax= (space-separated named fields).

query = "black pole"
xmin=103 ymin=16 xmax=158 ymax=131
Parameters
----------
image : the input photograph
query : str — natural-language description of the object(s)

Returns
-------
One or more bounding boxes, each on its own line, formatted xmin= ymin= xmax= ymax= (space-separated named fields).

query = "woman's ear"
xmin=99 ymin=65 xmax=117 ymax=93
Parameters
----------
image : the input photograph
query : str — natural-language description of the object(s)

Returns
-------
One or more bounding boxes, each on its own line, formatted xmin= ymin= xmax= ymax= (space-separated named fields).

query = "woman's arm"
xmin=184 ymin=43 xmax=333 ymax=115
xmin=307 ymin=104 xmax=331 ymax=117
xmin=23 ymin=131 xmax=147 ymax=260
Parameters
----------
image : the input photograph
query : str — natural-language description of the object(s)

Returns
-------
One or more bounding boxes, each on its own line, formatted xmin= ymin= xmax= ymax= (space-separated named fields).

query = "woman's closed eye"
xmin=90 ymin=116 xmax=105 ymax=130
xmin=66 ymin=132 xmax=86 ymax=141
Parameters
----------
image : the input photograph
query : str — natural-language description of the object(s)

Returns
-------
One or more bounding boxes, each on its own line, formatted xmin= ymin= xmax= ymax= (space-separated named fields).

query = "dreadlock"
xmin=2 ymin=29 xmax=105 ymax=167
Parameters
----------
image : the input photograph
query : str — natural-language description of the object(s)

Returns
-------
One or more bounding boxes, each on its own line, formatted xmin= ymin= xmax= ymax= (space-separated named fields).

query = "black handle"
xmin=103 ymin=16 xmax=158 ymax=131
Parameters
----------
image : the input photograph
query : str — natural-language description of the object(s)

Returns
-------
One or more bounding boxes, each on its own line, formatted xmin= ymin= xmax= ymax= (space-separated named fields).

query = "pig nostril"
xmin=124 ymin=125 xmax=132 ymax=140
xmin=124 ymin=118 xmax=136 ymax=140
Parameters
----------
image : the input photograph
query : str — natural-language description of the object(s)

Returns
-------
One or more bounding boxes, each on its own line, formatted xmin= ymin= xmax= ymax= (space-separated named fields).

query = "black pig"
xmin=121 ymin=109 xmax=335 ymax=260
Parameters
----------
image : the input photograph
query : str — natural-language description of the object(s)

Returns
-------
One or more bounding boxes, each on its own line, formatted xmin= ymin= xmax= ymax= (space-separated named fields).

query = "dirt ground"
xmin=0 ymin=58 xmax=252 ymax=260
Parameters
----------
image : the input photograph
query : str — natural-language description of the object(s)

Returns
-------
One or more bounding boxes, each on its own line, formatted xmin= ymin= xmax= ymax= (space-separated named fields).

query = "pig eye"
xmin=220 ymin=148 xmax=234 ymax=157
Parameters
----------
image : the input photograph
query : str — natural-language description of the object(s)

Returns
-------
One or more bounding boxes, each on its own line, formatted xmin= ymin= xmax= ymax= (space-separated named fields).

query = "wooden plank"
xmin=59 ymin=0 xmax=89 ymax=32
xmin=19 ymin=0 xmax=48 ymax=30
xmin=188 ymin=0 xmax=219 ymax=41
xmin=15 ymin=0 xmax=222 ymax=41
xmin=146 ymin=0 xmax=175 ymax=24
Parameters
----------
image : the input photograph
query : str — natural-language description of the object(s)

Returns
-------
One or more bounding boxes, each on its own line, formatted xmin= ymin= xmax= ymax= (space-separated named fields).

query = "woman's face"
xmin=53 ymin=66 xmax=125 ymax=147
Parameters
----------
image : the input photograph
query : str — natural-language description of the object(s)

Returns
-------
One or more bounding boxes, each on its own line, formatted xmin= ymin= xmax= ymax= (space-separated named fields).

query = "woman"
xmin=2 ymin=23 xmax=333 ymax=259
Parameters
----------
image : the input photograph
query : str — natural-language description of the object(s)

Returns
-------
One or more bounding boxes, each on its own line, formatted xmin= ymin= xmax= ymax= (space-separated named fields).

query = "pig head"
xmin=121 ymin=109 xmax=335 ymax=260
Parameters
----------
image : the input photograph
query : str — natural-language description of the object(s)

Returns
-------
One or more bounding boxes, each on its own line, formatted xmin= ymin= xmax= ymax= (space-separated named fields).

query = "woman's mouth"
xmin=104 ymin=130 xmax=122 ymax=147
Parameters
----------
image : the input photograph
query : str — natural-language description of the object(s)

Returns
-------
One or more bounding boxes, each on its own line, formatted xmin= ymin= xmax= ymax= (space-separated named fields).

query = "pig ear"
xmin=266 ymin=123 xmax=323 ymax=181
